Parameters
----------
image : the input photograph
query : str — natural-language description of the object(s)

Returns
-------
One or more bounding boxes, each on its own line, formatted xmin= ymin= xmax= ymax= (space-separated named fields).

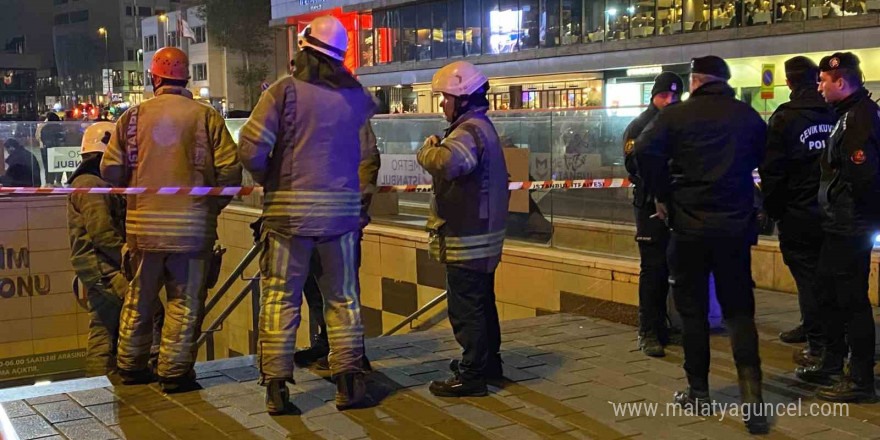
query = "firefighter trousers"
xmin=85 ymin=280 xmax=123 ymax=377
xmin=116 ymin=251 xmax=210 ymax=379
xmin=258 ymin=230 xmax=364 ymax=382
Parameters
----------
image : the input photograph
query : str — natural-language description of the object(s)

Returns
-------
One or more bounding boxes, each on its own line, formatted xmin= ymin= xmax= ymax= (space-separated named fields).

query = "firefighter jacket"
xmin=417 ymin=107 xmax=510 ymax=273
xmin=101 ymin=86 xmax=242 ymax=252
xmin=818 ymin=87 xmax=880 ymax=236
xmin=238 ymin=76 xmax=377 ymax=237
xmin=67 ymin=154 xmax=128 ymax=296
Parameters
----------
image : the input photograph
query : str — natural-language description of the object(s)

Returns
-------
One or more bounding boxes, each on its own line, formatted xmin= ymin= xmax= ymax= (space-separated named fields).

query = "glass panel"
xmin=375 ymin=10 xmax=399 ymax=64
xmin=778 ymin=0 xmax=807 ymax=19
xmin=658 ymin=0 xmax=683 ymax=33
xmin=400 ymin=6 xmax=418 ymax=62
xmin=360 ymin=13 xmax=374 ymax=67
xmin=449 ymin=0 xmax=466 ymax=57
xmin=487 ymin=0 xmax=520 ymax=53
xmin=562 ymin=0 xmax=584 ymax=44
xmin=684 ymin=0 xmax=709 ymax=30
xmin=541 ymin=0 xmax=562 ymax=47
xmin=416 ymin=6 xmax=433 ymax=60
xmin=605 ymin=0 xmax=631 ymax=39
xmin=632 ymin=0 xmax=657 ymax=37
xmin=465 ymin=0 xmax=483 ymax=55
xmin=744 ymin=0 xmax=772 ymax=25
xmin=433 ymin=1 xmax=449 ymax=58
xmin=585 ymin=0 xmax=606 ymax=41
xmin=521 ymin=0 xmax=542 ymax=49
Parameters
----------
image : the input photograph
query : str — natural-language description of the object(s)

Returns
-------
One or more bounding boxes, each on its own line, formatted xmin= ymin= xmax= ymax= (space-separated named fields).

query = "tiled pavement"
xmin=5 ymin=289 xmax=880 ymax=440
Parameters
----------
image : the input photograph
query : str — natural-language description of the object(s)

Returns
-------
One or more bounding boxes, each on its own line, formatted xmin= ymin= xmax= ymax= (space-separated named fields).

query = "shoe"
xmin=118 ymin=368 xmax=155 ymax=385
xmin=793 ymin=348 xmax=821 ymax=367
xmin=796 ymin=362 xmax=843 ymax=386
xmin=293 ymin=344 xmax=330 ymax=367
xmin=638 ymin=333 xmax=665 ymax=358
xmin=429 ymin=373 xmax=488 ymax=398
xmin=742 ymin=403 xmax=770 ymax=435
xmin=315 ymin=355 xmax=372 ymax=372
xmin=817 ymin=377 xmax=877 ymax=403
xmin=450 ymin=358 xmax=503 ymax=385
xmin=158 ymin=369 xmax=198 ymax=394
xmin=779 ymin=325 xmax=806 ymax=344
xmin=265 ymin=379 xmax=294 ymax=415
xmin=737 ymin=366 xmax=769 ymax=435
xmin=672 ymin=387 xmax=712 ymax=417
xmin=336 ymin=373 xmax=367 ymax=410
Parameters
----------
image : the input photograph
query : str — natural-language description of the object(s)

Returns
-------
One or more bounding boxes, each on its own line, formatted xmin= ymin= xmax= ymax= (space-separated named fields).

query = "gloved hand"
xmin=250 ymin=218 xmax=264 ymax=244
xmin=421 ymin=135 xmax=441 ymax=151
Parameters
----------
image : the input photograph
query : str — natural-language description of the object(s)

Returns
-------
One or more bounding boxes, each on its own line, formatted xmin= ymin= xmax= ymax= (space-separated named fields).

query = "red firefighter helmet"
xmin=150 ymin=47 xmax=190 ymax=81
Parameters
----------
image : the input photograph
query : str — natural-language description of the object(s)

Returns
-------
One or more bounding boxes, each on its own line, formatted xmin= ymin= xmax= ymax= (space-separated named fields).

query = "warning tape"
xmin=0 ymin=178 xmax=632 ymax=196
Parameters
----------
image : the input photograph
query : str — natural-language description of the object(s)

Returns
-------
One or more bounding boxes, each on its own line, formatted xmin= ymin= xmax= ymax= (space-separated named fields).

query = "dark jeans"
xmin=817 ymin=232 xmax=876 ymax=382
xmin=446 ymin=266 xmax=501 ymax=382
xmin=777 ymin=218 xmax=824 ymax=353
xmin=668 ymin=233 xmax=761 ymax=386
xmin=635 ymin=206 xmax=671 ymax=335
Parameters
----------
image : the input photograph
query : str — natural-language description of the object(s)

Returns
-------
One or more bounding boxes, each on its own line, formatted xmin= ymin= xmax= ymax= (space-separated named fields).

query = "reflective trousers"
xmin=258 ymin=231 xmax=364 ymax=381
xmin=85 ymin=280 xmax=123 ymax=377
xmin=116 ymin=251 xmax=210 ymax=379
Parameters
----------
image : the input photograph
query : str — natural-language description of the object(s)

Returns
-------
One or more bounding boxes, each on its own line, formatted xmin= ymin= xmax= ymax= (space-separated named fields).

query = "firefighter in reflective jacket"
xmin=418 ymin=61 xmax=509 ymax=398
xmin=238 ymin=16 xmax=376 ymax=413
xmin=102 ymin=47 xmax=242 ymax=392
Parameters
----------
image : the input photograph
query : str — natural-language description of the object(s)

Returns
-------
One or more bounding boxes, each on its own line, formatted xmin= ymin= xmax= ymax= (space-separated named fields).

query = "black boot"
xmin=158 ymin=369 xmax=198 ymax=394
xmin=638 ymin=333 xmax=665 ymax=357
xmin=737 ymin=366 xmax=769 ymax=435
xmin=779 ymin=325 xmax=806 ymax=344
xmin=265 ymin=379 xmax=295 ymax=415
xmin=430 ymin=361 xmax=488 ymax=398
xmin=793 ymin=348 xmax=821 ymax=367
xmin=796 ymin=359 xmax=843 ymax=385
xmin=335 ymin=372 xmax=367 ymax=410
xmin=293 ymin=334 xmax=330 ymax=367
xmin=673 ymin=376 xmax=712 ymax=416
xmin=118 ymin=368 xmax=155 ymax=385
xmin=817 ymin=365 xmax=876 ymax=403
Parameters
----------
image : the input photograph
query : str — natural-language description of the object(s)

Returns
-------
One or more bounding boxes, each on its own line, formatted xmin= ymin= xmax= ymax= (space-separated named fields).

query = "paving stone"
xmin=2 ymin=400 xmax=35 ymax=418
xmin=33 ymin=400 xmax=93 ymax=424
xmin=521 ymin=365 xmax=593 ymax=386
xmin=445 ymin=404 xmax=513 ymax=430
xmin=9 ymin=414 xmax=59 ymax=440
xmin=110 ymin=416 xmax=175 ymax=440
xmin=376 ymin=368 xmax=422 ymax=388
xmin=501 ymin=352 xmax=546 ymax=369
xmin=196 ymin=374 xmax=238 ymax=390
xmin=220 ymin=366 xmax=262 ymax=383
xmin=290 ymin=391 xmax=338 ymax=417
xmin=521 ymin=379 xmax=592 ymax=401
xmin=85 ymin=402 xmax=138 ymax=426
xmin=25 ymin=394 xmax=69 ymax=405
xmin=308 ymin=413 xmax=368 ymax=440
xmin=297 ymin=380 xmax=338 ymax=402
xmin=223 ymin=392 xmax=273 ymax=415
xmin=488 ymin=424 xmax=544 ymax=440
xmin=245 ymin=426 xmax=288 ymax=440
xmin=501 ymin=365 xmax=540 ymax=382
xmin=54 ymin=418 xmax=119 ymax=440
xmin=195 ymin=370 xmax=225 ymax=380
xmin=68 ymin=388 xmax=119 ymax=407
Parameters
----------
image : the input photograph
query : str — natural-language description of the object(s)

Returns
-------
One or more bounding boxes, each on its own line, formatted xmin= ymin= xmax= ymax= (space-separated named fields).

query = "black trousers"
xmin=668 ymin=233 xmax=761 ymax=386
xmin=446 ymin=266 xmax=501 ymax=382
xmin=634 ymin=206 xmax=671 ymax=336
xmin=777 ymin=218 xmax=824 ymax=353
xmin=817 ymin=232 xmax=876 ymax=382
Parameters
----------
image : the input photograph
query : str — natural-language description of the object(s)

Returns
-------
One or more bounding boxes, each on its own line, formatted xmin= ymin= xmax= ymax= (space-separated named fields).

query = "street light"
xmin=98 ymin=27 xmax=109 ymax=102
xmin=158 ymin=14 xmax=167 ymax=48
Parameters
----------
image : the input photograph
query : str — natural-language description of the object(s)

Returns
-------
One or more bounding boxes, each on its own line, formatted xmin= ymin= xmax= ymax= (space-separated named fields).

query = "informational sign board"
xmin=48 ymin=147 xmax=82 ymax=173
xmin=377 ymin=154 xmax=432 ymax=186
xmin=0 ymin=350 xmax=86 ymax=382
xmin=761 ymin=64 xmax=775 ymax=100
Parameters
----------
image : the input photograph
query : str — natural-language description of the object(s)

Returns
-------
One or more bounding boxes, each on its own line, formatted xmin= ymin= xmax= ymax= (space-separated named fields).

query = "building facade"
xmin=271 ymin=0 xmax=880 ymax=114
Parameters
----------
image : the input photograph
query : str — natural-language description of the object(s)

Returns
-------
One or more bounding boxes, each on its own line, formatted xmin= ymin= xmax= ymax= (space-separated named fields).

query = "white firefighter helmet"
xmin=298 ymin=16 xmax=348 ymax=61
xmin=432 ymin=61 xmax=489 ymax=97
xmin=80 ymin=122 xmax=116 ymax=155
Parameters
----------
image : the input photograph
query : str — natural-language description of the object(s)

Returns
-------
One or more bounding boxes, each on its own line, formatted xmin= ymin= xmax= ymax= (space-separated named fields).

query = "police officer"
xmin=102 ymin=47 xmax=242 ymax=392
xmin=796 ymin=52 xmax=880 ymax=402
xmin=623 ymin=72 xmax=683 ymax=358
xmin=635 ymin=56 xmax=769 ymax=434
xmin=418 ymin=61 xmax=509 ymax=398
xmin=759 ymin=56 xmax=836 ymax=367
xmin=238 ymin=16 xmax=376 ymax=413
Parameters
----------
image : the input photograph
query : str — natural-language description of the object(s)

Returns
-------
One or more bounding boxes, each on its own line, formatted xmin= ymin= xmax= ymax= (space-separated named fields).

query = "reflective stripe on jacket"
xmin=101 ymin=86 xmax=242 ymax=252
xmin=418 ymin=108 xmax=509 ymax=273
xmin=238 ymin=76 xmax=377 ymax=237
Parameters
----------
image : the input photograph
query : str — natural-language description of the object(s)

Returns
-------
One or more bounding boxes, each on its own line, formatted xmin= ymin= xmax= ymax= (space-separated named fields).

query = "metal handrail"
xmin=203 ymin=243 xmax=261 ymax=316
xmin=197 ymin=270 xmax=261 ymax=349
xmin=380 ymin=291 xmax=448 ymax=337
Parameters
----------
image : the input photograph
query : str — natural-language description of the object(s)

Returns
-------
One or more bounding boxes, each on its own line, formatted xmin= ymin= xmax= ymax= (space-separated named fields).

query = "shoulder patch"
xmin=624 ymin=139 xmax=635 ymax=155
xmin=852 ymin=149 xmax=866 ymax=165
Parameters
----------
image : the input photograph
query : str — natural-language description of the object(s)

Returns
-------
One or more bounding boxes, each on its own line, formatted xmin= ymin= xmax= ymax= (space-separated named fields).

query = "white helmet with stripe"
xmin=80 ymin=122 xmax=116 ymax=155
xmin=298 ymin=16 xmax=348 ymax=61
xmin=432 ymin=61 xmax=489 ymax=97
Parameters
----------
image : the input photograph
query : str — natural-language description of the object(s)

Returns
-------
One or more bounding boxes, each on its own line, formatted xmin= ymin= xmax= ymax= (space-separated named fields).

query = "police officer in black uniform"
xmin=758 ymin=56 xmax=836 ymax=367
xmin=796 ymin=52 xmax=880 ymax=403
xmin=623 ymin=72 xmax=683 ymax=358
xmin=635 ymin=56 xmax=769 ymax=434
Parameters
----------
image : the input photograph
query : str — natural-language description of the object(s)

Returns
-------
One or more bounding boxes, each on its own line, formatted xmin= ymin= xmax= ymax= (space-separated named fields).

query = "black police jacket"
xmin=818 ymin=87 xmax=880 ymax=236
xmin=759 ymin=88 xmax=837 ymax=224
xmin=634 ymin=81 xmax=767 ymax=238
xmin=623 ymin=104 xmax=660 ymax=210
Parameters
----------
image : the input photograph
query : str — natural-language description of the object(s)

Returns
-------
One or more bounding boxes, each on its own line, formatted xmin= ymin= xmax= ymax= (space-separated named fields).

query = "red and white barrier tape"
xmin=0 ymin=178 xmax=632 ymax=196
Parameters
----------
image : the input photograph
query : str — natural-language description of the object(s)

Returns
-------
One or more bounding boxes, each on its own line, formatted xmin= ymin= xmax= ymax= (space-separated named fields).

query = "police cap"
xmin=651 ymin=72 xmax=684 ymax=97
xmin=690 ymin=55 xmax=731 ymax=80
xmin=819 ymin=52 xmax=860 ymax=72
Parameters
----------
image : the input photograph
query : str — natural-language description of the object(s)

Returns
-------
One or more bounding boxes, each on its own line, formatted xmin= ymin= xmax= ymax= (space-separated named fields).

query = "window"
xmin=193 ymin=63 xmax=207 ymax=81
xmin=448 ymin=0 xmax=465 ymax=57
xmin=604 ymin=0 xmax=629 ymax=40
xmin=127 ymin=49 xmax=135 ymax=61
xmin=465 ymin=0 xmax=482 ymax=55
xmin=112 ymin=70 xmax=123 ymax=87
xmin=632 ymin=0 xmax=656 ymax=37
xmin=584 ymin=0 xmax=604 ymax=41
xmin=400 ymin=6 xmax=417 ymax=61
xmin=416 ymin=6 xmax=432 ymax=60
xmin=359 ymin=15 xmax=374 ymax=67
xmin=521 ymin=0 xmax=541 ymax=49
xmin=168 ymin=31 xmax=180 ymax=47
xmin=139 ymin=7 xmax=152 ymax=17
xmin=541 ymin=0 xmax=561 ymax=47
xmin=54 ymin=14 xmax=70 ymax=25
xmin=562 ymin=0 xmax=583 ymax=44
xmin=144 ymin=35 xmax=158 ymax=51
xmin=486 ymin=0 xmax=520 ymax=54
xmin=374 ymin=10 xmax=399 ymax=64
xmin=194 ymin=25 xmax=207 ymax=44
xmin=69 ymin=9 xmax=88 ymax=23
xmin=129 ymin=71 xmax=144 ymax=86
xmin=432 ymin=2 xmax=448 ymax=59
xmin=125 ymin=6 xmax=133 ymax=16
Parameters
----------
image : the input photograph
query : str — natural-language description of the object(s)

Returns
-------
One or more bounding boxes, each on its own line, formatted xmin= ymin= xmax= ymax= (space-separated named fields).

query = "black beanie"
xmin=690 ymin=55 xmax=731 ymax=80
xmin=651 ymin=72 xmax=684 ymax=97
xmin=784 ymin=56 xmax=819 ymax=87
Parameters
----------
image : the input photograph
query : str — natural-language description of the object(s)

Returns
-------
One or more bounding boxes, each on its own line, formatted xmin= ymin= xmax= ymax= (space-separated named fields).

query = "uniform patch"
xmin=852 ymin=149 xmax=866 ymax=164
xmin=624 ymin=139 xmax=635 ymax=155
xmin=829 ymin=57 xmax=840 ymax=68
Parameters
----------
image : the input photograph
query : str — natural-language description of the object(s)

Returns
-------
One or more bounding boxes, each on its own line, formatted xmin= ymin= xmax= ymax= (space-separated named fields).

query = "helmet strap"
xmin=303 ymin=28 xmax=346 ymax=59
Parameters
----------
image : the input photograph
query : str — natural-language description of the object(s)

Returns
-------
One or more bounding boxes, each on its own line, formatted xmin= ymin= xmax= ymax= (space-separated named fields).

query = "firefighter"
xmin=102 ymin=47 xmax=242 ymax=392
xmin=238 ymin=16 xmax=377 ymax=413
xmin=623 ymin=71 xmax=683 ymax=358
xmin=418 ymin=61 xmax=509 ymax=398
